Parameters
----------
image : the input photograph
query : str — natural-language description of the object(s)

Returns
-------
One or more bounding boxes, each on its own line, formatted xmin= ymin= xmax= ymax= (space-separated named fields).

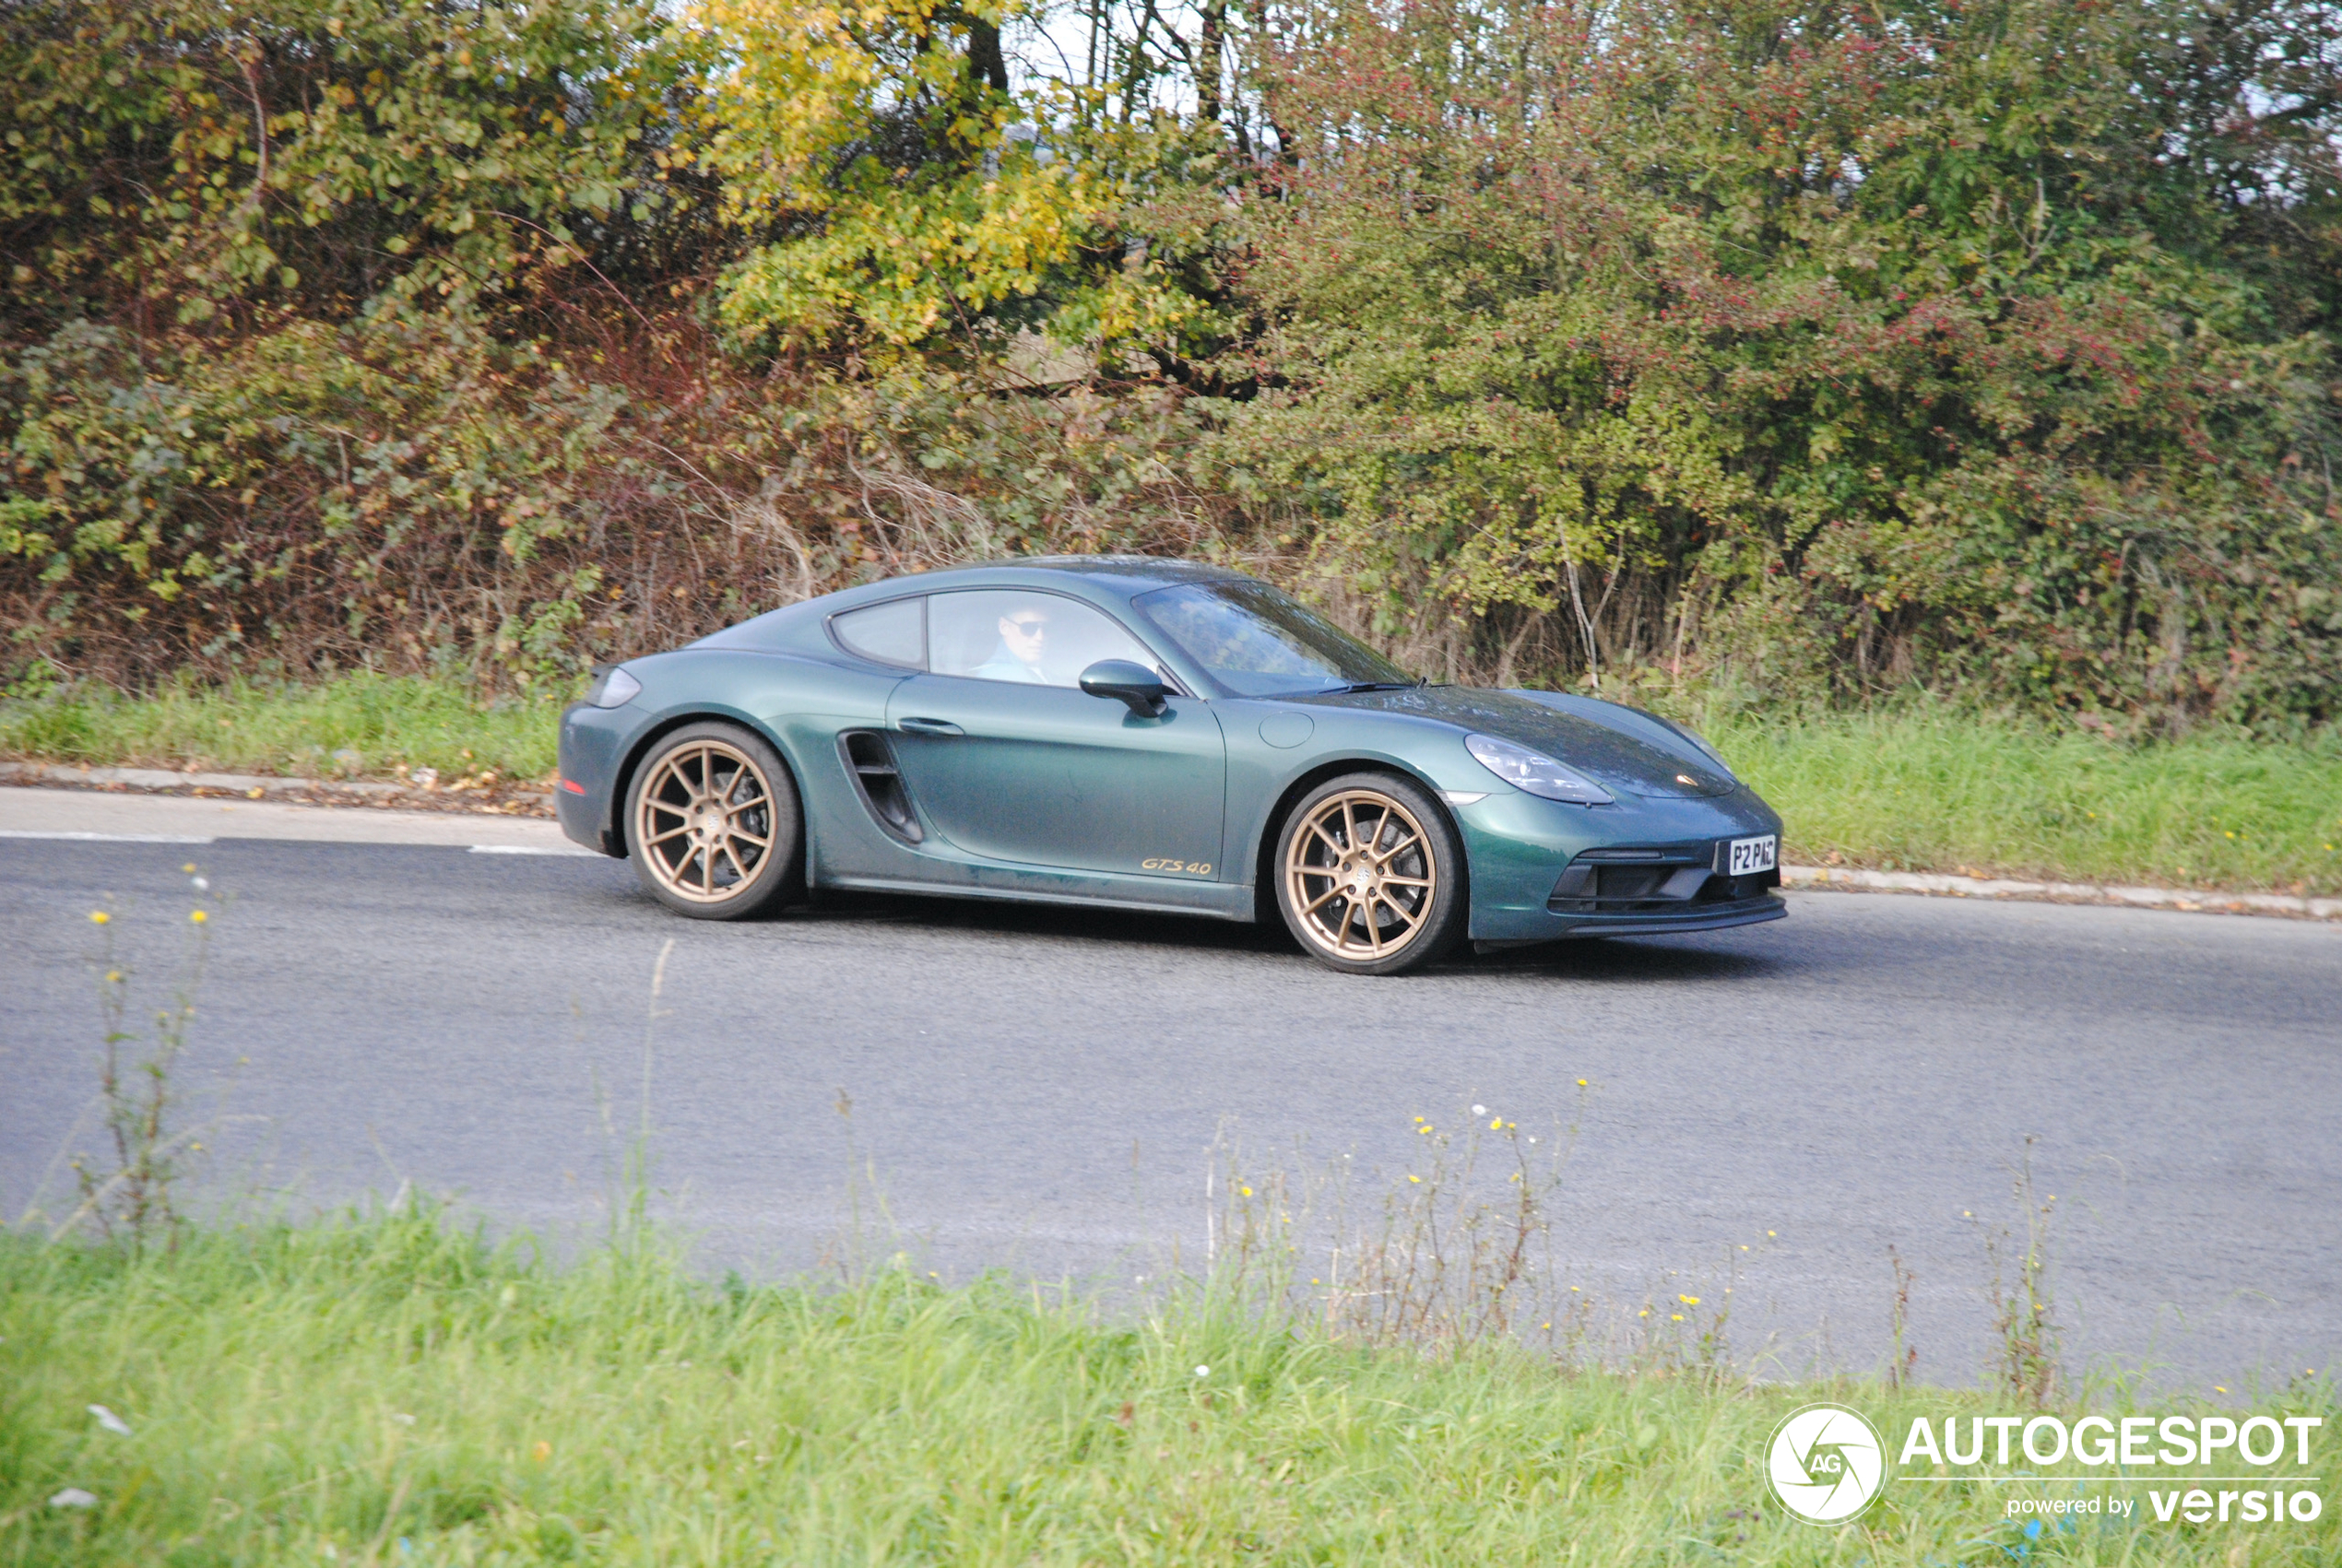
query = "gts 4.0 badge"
xmin=1141 ymin=857 xmax=1213 ymax=876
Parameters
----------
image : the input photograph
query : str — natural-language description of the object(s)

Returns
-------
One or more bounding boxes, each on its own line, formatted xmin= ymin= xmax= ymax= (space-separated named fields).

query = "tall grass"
xmin=5 ymin=1208 xmax=2331 ymax=1565
xmin=0 ymin=674 xmax=565 ymax=785
xmin=1709 ymin=707 xmax=2342 ymax=894
xmin=7 ymin=951 xmax=2331 ymax=1563
xmin=4 ymin=673 xmax=2336 ymax=890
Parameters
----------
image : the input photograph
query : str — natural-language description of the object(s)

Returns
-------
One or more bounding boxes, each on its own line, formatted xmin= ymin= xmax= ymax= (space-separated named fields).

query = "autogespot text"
xmin=1899 ymin=1413 xmax=2324 ymax=1527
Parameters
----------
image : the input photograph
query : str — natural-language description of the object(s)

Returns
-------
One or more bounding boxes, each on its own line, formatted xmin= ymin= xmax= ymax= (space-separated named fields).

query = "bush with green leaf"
xmin=1210 ymin=0 xmax=2342 ymax=732
xmin=3 ymin=0 xmax=2336 ymax=737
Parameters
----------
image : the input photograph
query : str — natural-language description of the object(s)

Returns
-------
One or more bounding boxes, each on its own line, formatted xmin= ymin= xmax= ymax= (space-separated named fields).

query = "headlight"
xmin=587 ymin=666 xmax=643 ymax=709
xmin=1464 ymin=734 xmax=1614 ymax=805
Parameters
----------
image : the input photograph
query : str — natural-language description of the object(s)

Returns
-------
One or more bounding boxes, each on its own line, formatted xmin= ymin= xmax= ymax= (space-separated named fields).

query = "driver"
xmin=971 ymin=602 xmax=1053 ymax=683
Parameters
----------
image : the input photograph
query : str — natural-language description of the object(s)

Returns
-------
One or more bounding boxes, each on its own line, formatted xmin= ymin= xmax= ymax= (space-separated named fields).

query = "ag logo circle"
xmin=1766 ymin=1403 xmax=1887 ymax=1524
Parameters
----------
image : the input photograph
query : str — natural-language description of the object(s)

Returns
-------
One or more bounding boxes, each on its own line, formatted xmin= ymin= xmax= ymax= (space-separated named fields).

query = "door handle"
xmin=896 ymin=717 xmax=964 ymax=737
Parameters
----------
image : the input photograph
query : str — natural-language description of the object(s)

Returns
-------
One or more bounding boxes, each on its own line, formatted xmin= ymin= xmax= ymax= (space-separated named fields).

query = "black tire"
xmin=623 ymin=721 xmax=804 ymax=920
xmin=1273 ymin=771 xmax=1466 ymax=974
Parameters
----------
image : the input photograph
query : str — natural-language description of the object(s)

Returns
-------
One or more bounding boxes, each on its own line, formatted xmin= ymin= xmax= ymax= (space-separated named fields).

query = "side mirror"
xmin=1079 ymin=659 xmax=1171 ymax=717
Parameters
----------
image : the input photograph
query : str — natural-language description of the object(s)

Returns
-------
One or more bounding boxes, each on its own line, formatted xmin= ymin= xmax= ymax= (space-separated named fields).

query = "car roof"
xmin=883 ymin=556 xmax=1248 ymax=594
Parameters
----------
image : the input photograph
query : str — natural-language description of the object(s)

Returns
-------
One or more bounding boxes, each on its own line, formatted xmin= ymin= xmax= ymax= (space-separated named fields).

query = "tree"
xmin=1207 ymin=0 xmax=2341 ymax=724
xmin=689 ymin=0 xmax=1217 ymax=359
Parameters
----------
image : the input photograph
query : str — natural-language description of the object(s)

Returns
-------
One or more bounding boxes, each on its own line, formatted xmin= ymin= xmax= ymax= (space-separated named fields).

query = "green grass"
xmin=3 ymin=674 xmax=2336 ymax=891
xmin=4 ymin=1210 xmax=2331 ymax=1566
xmin=1707 ymin=709 xmax=2342 ymax=896
xmin=0 ymin=674 xmax=565 ymax=787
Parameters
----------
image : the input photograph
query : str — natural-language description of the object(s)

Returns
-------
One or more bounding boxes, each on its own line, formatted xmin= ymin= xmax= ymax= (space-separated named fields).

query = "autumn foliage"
xmin=2 ymin=0 xmax=2336 ymax=730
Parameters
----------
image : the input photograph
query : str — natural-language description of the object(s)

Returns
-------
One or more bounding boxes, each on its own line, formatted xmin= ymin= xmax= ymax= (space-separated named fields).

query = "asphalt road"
xmin=5 ymin=824 xmax=2337 ymax=1390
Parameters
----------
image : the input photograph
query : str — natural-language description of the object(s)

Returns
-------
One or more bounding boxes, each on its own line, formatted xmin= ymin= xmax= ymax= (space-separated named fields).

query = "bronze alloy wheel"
xmin=633 ymin=737 xmax=779 ymax=906
xmin=1283 ymin=785 xmax=1444 ymax=964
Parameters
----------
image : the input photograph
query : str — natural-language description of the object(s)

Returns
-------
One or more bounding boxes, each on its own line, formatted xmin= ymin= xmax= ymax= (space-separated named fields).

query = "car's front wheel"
xmin=1274 ymin=772 xmax=1465 ymax=974
xmin=624 ymin=722 xmax=802 ymax=919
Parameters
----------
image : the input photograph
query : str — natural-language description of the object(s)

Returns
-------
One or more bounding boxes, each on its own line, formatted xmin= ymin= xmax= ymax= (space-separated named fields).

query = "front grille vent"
xmin=840 ymin=731 xmax=922 ymax=844
xmin=1548 ymin=843 xmax=1777 ymax=914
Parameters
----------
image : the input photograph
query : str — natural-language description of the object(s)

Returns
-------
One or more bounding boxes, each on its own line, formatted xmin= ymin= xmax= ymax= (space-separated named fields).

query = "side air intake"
xmin=839 ymin=731 xmax=923 ymax=844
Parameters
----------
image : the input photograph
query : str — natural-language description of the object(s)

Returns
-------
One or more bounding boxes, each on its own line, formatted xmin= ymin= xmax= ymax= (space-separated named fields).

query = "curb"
xmin=0 ymin=760 xmax=556 ymax=818
xmin=1783 ymin=864 xmax=2341 ymax=922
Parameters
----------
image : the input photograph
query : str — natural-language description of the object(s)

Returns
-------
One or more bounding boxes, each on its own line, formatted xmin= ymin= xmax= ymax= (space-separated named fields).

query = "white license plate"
xmin=1727 ymin=834 xmax=1778 ymax=876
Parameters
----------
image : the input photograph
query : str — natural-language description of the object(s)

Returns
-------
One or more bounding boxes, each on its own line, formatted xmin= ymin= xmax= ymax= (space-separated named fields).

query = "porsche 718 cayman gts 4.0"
xmin=557 ymin=558 xmax=1784 ymax=973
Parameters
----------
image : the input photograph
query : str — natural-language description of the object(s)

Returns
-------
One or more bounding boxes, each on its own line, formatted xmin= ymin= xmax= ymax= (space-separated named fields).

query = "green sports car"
xmin=556 ymin=558 xmax=1784 ymax=973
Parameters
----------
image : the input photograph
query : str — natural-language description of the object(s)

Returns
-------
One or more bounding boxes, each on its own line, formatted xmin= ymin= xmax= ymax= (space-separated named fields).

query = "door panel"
xmin=885 ymin=675 xmax=1226 ymax=878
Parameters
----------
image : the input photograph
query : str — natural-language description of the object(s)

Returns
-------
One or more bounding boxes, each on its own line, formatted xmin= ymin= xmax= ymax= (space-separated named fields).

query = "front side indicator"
xmin=560 ymin=778 xmax=587 ymax=795
xmin=587 ymin=666 xmax=644 ymax=708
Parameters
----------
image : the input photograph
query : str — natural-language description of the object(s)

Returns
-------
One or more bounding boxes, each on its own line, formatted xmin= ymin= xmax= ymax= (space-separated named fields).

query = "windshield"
xmin=1131 ymin=580 xmax=1414 ymax=697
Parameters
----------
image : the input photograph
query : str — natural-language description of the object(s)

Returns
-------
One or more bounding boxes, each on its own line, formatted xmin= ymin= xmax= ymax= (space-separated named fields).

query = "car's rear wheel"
xmin=625 ymin=722 xmax=801 ymax=919
xmin=1274 ymin=772 xmax=1465 ymax=974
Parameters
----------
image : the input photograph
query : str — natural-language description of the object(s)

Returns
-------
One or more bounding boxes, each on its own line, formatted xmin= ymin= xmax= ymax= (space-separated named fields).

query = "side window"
xmin=830 ymin=597 xmax=925 ymax=668
xmin=927 ymin=590 xmax=1157 ymax=689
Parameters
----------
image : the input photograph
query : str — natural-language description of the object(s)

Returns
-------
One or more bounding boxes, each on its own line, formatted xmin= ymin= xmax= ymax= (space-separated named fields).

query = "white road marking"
xmin=2 ymin=786 xmax=575 ymax=851
xmin=0 ymin=830 xmax=218 ymax=843
xmin=0 ymin=823 xmax=597 ymax=856
xmin=467 ymin=843 xmax=600 ymax=857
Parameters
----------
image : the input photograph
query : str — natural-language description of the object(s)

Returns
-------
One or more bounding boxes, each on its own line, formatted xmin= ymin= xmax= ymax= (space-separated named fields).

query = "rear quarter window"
xmin=829 ymin=597 xmax=926 ymax=668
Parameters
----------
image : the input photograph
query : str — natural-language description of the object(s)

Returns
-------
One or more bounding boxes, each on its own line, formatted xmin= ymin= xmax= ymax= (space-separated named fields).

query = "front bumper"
xmin=556 ymin=701 xmax=631 ymax=855
xmin=1457 ymin=785 xmax=1788 ymax=942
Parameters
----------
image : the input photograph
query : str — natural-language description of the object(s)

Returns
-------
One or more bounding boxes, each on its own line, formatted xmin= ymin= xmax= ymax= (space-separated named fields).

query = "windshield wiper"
xmin=1319 ymin=680 xmax=1424 ymax=695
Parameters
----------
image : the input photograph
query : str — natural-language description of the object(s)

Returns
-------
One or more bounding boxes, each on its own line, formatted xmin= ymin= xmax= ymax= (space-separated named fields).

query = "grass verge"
xmin=4 ymin=1208 xmax=2332 ymax=1565
xmin=1709 ymin=708 xmax=2342 ymax=895
xmin=0 ymin=674 xmax=565 ymax=787
xmin=3 ymin=675 xmax=2336 ymax=892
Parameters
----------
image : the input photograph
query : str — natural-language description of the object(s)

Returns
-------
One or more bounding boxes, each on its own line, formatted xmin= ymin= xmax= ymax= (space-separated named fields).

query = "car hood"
xmin=1295 ymin=685 xmax=1736 ymax=799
